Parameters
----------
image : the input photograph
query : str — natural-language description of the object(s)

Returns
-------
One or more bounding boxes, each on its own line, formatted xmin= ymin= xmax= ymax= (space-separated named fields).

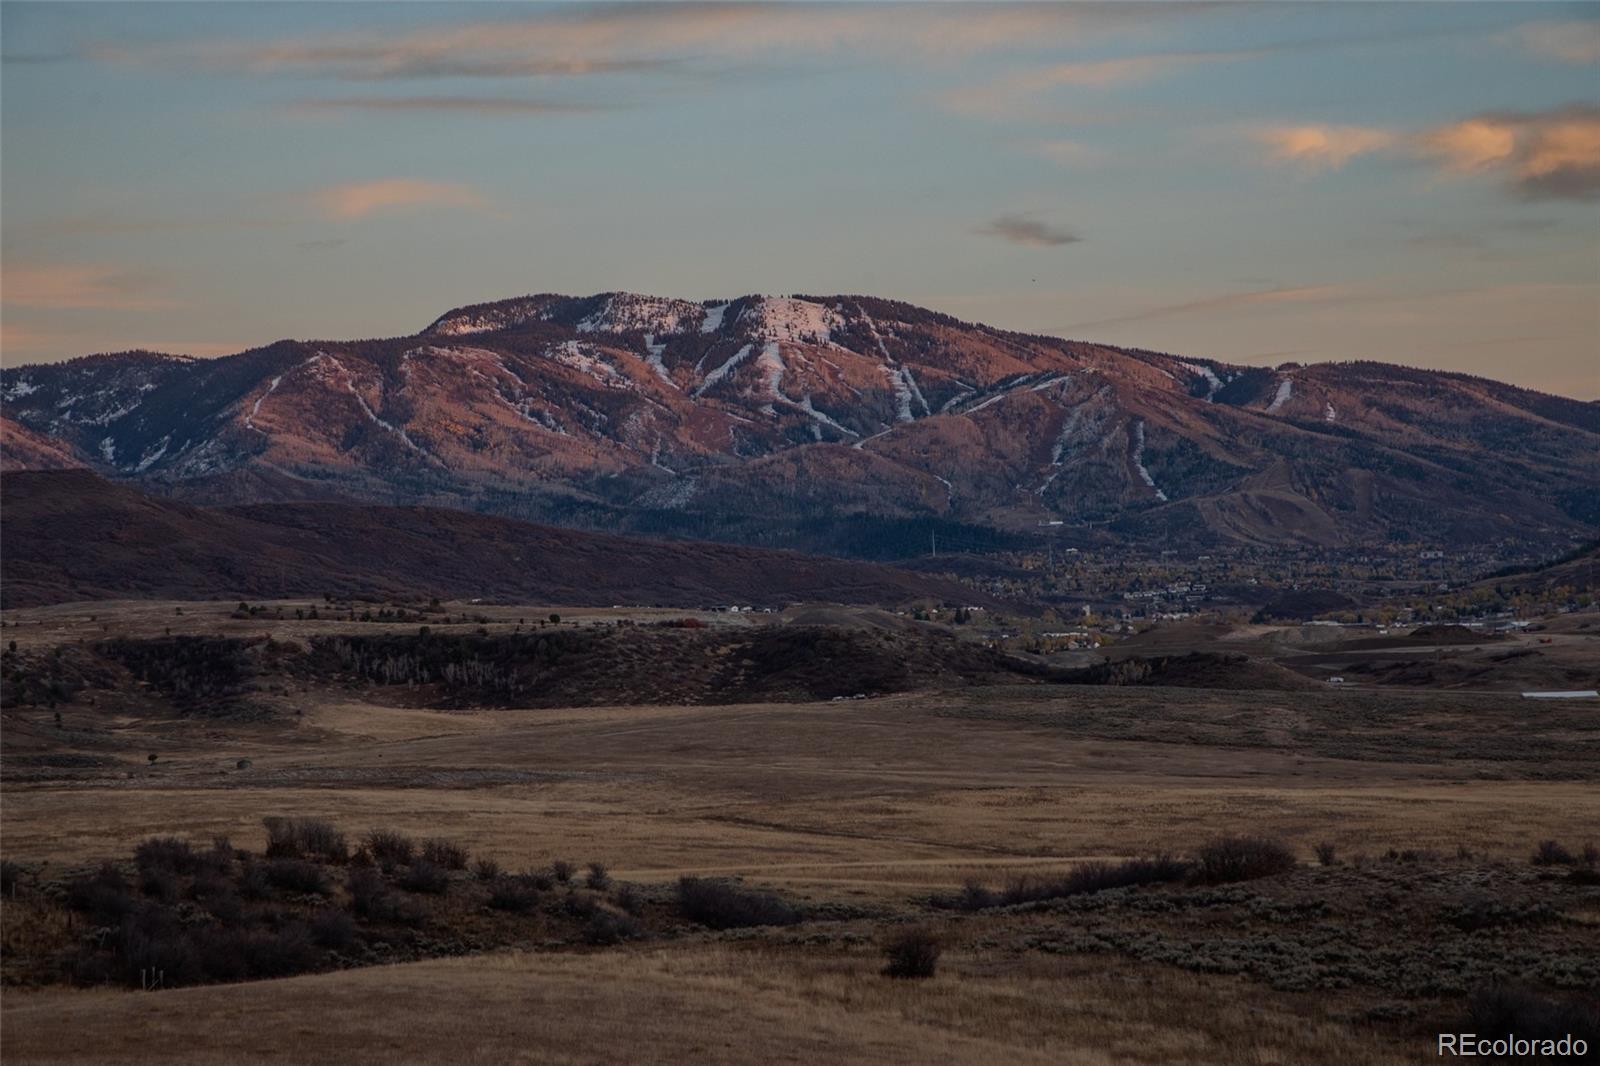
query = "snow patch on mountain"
xmin=1183 ymin=361 xmax=1223 ymax=401
xmin=694 ymin=343 xmax=755 ymax=397
xmin=747 ymin=297 xmax=841 ymax=345
xmin=543 ymin=341 xmax=628 ymax=388
xmin=699 ymin=302 xmax=729 ymax=335
xmin=1131 ymin=420 xmax=1168 ymax=502
xmin=641 ymin=335 xmax=677 ymax=389
xmin=134 ymin=435 xmax=170 ymax=473
xmin=1267 ymin=377 xmax=1294 ymax=413
xmin=755 ymin=343 xmax=785 ymax=400
xmin=1324 ymin=402 xmax=1337 ymax=422
xmin=245 ymin=375 xmax=285 ymax=431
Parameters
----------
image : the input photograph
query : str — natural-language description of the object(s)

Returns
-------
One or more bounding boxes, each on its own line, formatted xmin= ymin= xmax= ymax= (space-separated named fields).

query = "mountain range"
xmin=3 ymin=291 xmax=1596 ymax=556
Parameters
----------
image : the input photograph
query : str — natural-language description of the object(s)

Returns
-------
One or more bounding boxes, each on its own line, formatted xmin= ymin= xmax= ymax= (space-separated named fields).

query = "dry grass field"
xmin=3 ymin=599 xmax=1598 ymax=1063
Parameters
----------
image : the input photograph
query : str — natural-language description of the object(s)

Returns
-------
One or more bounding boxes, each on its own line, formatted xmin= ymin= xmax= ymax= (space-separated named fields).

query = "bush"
xmin=550 ymin=860 xmax=575 ymax=884
xmin=66 ymin=864 xmax=135 ymax=922
xmin=1531 ymin=840 xmax=1576 ymax=866
xmin=365 ymin=829 xmax=415 ymax=867
xmin=139 ymin=867 xmax=180 ymax=904
xmin=614 ymin=883 xmax=643 ymax=916
xmin=238 ymin=861 xmax=272 ymax=900
xmin=397 ymin=860 xmax=450 ymax=895
xmin=1192 ymin=837 xmax=1297 ymax=885
xmin=1464 ymin=984 xmax=1600 ymax=1049
xmin=263 ymin=817 xmax=348 ymax=863
xmin=585 ymin=863 xmax=611 ymax=891
xmin=135 ymin=837 xmax=203 ymax=876
xmin=676 ymin=878 xmax=801 ymax=929
xmin=582 ymin=910 xmax=641 ymax=946
xmin=882 ymin=928 xmax=941 ymax=979
xmin=1313 ymin=842 xmax=1339 ymax=867
xmin=346 ymin=867 xmax=386 ymax=917
xmin=1 ymin=860 xmax=20 ymax=896
xmin=421 ymin=839 xmax=469 ymax=871
xmin=486 ymin=876 xmax=539 ymax=913
xmin=263 ymin=859 xmax=330 ymax=895
xmin=309 ymin=909 xmax=358 ymax=950
xmin=473 ymin=858 xmax=502 ymax=882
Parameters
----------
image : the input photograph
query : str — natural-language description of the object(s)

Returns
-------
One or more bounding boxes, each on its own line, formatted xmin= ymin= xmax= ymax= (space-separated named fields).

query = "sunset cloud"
xmin=1246 ymin=106 xmax=1600 ymax=200
xmin=977 ymin=215 xmax=1082 ymax=248
xmin=1255 ymin=124 xmax=1397 ymax=171
xmin=1 ymin=265 xmax=173 ymax=311
xmin=1421 ymin=106 xmax=1600 ymax=200
xmin=308 ymin=179 xmax=489 ymax=221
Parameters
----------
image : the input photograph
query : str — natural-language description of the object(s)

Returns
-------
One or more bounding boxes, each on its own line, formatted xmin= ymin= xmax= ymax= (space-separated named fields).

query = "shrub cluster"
xmin=935 ymin=856 xmax=1191 ymax=911
xmin=676 ymin=878 xmax=802 ymax=929
xmin=1191 ymin=837 xmax=1298 ymax=885
xmin=264 ymin=818 xmax=348 ymax=863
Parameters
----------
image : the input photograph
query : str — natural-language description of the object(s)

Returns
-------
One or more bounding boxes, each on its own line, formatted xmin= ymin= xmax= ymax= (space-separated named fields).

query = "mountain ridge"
xmin=4 ymin=290 xmax=1596 ymax=557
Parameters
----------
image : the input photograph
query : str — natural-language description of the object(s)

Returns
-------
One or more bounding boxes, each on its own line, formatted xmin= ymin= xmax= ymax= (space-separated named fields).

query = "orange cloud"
xmin=1 ymin=265 xmax=174 ymax=311
xmin=1421 ymin=106 xmax=1600 ymax=200
xmin=309 ymin=179 xmax=488 ymax=221
xmin=1255 ymin=124 xmax=1397 ymax=171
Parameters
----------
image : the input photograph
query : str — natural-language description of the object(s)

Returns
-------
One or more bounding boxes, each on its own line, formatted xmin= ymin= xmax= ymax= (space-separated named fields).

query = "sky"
xmin=2 ymin=2 xmax=1597 ymax=398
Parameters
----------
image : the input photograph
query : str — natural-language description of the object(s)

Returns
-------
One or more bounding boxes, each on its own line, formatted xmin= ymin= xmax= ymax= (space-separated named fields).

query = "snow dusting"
xmin=575 ymin=294 xmax=705 ymax=336
xmin=1324 ymin=401 xmax=1337 ymax=422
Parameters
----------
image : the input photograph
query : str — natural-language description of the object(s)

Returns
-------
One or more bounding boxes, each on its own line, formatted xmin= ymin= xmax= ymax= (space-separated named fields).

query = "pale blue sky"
xmin=3 ymin=2 xmax=1597 ymax=396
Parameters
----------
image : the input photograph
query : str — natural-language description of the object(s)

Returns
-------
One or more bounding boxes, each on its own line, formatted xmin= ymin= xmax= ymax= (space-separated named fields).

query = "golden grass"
xmin=1 ymin=942 xmax=1422 ymax=1066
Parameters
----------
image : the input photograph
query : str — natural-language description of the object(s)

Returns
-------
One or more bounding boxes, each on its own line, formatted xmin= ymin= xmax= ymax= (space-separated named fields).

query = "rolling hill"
xmin=0 ymin=470 xmax=997 ymax=610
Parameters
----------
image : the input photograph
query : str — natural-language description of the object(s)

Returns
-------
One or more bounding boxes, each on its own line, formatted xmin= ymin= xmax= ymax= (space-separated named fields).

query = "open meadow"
xmin=3 ymin=599 xmax=1598 ymax=1063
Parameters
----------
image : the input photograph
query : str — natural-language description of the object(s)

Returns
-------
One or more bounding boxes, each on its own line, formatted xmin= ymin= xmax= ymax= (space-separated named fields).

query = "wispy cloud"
xmin=93 ymin=5 xmax=1121 ymax=82
xmin=1512 ymin=20 xmax=1600 ymax=65
xmin=1 ymin=265 xmax=174 ymax=311
xmin=1065 ymin=285 xmax=1352 ymax=330
xmin=288 ymin=96 xmax=608 ymax=117
xmin=308 ymin=179 xmax=489 ymax=221
xmin=1254 ymin=124 xmax=1397 ymax=171
xmin=977 ymin=215 xmax=1082 ymax=248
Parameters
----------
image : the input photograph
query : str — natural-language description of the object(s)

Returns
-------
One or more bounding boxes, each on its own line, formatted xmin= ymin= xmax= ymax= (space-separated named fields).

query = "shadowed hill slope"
xmin=0 ymin=471 xmax=998 ymax=610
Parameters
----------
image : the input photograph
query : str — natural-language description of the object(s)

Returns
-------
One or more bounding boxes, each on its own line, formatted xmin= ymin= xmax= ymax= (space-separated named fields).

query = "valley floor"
xmin=2 ymin=602 xmax=1597 ymax=1063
